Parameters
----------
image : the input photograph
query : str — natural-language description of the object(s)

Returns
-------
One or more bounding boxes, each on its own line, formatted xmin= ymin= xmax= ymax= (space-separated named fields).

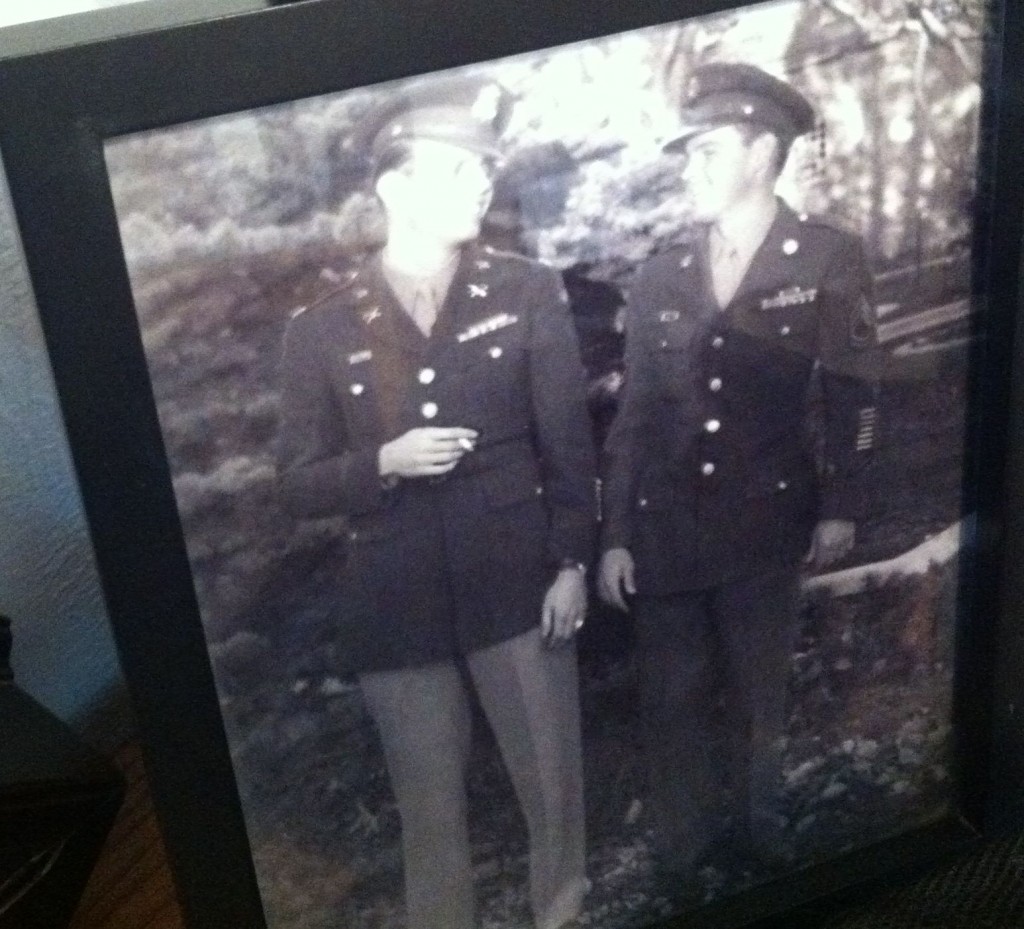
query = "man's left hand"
xmin=541 ymin=568 xmax=587 ymax=647
xmin=804 ymin=519 xmax=856 ymax=570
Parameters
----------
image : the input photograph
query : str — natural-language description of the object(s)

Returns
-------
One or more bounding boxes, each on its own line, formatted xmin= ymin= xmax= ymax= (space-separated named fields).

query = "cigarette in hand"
xmin=458 ymin=437 xmax=475 ymax=452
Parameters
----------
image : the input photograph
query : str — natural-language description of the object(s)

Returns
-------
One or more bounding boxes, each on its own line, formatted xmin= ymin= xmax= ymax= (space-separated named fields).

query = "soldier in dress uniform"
xmin=597 ymin=63 xmax=879 ymax=878
xmin=276 ymin=75 xmax=596 ymax=929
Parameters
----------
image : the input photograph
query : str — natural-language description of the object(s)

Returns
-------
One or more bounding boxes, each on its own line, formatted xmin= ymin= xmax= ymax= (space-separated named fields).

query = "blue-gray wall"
xmin=0 ymin=152 xmax=124 ymax=726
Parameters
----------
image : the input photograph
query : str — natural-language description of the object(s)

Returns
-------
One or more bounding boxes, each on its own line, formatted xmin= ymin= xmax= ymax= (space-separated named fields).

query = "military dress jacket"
xmin=277 ymin=245 xmax=597 ymax=673
xmin=601 ymin=200 xmax=878 ymax=594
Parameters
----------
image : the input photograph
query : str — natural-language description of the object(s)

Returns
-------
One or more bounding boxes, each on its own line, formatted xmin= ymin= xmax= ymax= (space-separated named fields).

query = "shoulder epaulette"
xmin=794 ymin=211 xmax=859 ymax=240
xmin=288 ymin=267 xmax=362 ymax=320
xmin=481 ymin=244 xmax=533 ymax=263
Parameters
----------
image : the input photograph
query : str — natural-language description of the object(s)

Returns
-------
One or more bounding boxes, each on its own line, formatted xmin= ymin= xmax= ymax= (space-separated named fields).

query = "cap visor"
xmin=662 ymin=121 xmax=723 ymax=153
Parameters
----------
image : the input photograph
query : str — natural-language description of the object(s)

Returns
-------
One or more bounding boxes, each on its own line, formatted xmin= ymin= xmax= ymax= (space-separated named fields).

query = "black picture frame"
xmin=2 ymin=1 xmax=1023 ymax=927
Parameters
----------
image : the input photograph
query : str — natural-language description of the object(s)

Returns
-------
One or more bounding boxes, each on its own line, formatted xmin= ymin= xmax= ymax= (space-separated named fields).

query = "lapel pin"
xmin=362 ymin=306 xmax=382 ymax=324
xmin=469 ymin=283 xmax=489 ymax=298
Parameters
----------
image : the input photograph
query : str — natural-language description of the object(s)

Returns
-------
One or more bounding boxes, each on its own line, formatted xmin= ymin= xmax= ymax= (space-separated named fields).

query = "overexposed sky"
xmin=0 ymin=0 xmax=143 ymax=29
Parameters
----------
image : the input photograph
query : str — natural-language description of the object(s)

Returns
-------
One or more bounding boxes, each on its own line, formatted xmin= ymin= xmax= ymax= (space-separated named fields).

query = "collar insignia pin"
xmin=362 ymin=306 xmax=382 ymax=324
xmin=468 ymin=283 xmax=489 ymax=298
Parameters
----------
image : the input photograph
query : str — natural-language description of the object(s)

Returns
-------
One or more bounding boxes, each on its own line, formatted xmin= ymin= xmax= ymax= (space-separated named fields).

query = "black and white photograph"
xmin=100 ymin=1 xmax=990 ymax=926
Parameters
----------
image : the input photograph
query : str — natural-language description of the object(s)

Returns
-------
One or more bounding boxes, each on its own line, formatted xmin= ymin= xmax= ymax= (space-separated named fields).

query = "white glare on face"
xmin=404 ymin=140 xmax=494 ymax=208
xmin=395 ymin=139 xmax=496 ymax=244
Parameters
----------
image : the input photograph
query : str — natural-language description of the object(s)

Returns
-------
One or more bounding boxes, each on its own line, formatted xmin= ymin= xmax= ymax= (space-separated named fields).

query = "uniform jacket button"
xmin=704 ymin=419 xmax=721 ymax=433
xmin=701 ymin=462 xmax=716 ymax=476
xmin=418 ymin=367 xmax=436 ymax=384
xmin=489 ymin=346 xmax=503 ymax=359
xmin=350 ymin=383 xmax=364 ymax=396
xmin=638 ymin=497 xmax=648 ymax=508
xmin=779 ymin=325 xmax=791 ymax=336
xmin=709 ymin=377 xmax=723 ymax=392
xmin=421 ymin=401 xmax=439 ymax=419
xmin=777 ymin=480 xmax=789 ymax=491
xmin=711 ymin=335 xmax=725 ymax=349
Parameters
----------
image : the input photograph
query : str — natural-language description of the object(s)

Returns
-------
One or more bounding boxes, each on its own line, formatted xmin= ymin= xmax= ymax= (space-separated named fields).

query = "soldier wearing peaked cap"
xmin=598 ymin=62 xmax=880 ymax=877
xmin=277 ymin=74 xmax=595 ymax=929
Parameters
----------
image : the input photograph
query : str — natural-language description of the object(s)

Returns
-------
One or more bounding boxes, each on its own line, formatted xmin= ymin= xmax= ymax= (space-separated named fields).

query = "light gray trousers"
xmin=359 ymin=627 xmax=588 ymax=929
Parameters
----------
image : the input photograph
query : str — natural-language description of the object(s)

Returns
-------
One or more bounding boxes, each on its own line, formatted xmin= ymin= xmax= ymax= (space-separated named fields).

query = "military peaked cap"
xmin=349 ymin=74 xmax=514 ymax=168
xmin=663 ymin=62 xmax=815 ymax=152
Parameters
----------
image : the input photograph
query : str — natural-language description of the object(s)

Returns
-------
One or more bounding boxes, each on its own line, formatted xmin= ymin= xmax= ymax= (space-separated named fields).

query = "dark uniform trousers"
xmin=634 ymin=570 xmax=800 ymax=862
xmin=601 ymin=201 xmax=878 ymax=864
xmin=276 ymin=245 xmax=597 ymax=929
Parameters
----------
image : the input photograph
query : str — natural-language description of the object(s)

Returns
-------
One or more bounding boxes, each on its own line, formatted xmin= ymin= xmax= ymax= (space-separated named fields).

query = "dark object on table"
xmin=1 ymin=615 xmax=12 ymax=684
xmin=0 ymin=615 xmax=125 ymax=929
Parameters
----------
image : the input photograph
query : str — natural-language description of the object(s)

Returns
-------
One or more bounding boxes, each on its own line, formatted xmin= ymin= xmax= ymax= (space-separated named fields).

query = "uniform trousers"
xmin=633 ymin=566 xmax=801 ymax=868
xmin=359 ymin=627 xmax=588 ymax=929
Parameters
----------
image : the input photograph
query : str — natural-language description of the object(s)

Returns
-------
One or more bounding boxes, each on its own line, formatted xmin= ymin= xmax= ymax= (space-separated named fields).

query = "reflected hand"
xmin=804 ymin=519 xmax=855 ymax=570
xmin=598 ymin=547 xmax=636 ymax=612
xmin=378 ymin=427 xmax=478 ymax=479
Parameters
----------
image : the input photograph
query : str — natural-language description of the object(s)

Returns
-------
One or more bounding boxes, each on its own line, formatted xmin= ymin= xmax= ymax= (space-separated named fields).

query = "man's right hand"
xmin=598 ymin=547 xmax=636 ymax=612
xmin=378 ymin=427 xmax=478 ymax=479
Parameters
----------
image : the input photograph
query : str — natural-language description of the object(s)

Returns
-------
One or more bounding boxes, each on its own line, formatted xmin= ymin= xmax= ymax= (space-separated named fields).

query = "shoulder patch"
xmin=849 ymin=292 xmax=877 ymax=348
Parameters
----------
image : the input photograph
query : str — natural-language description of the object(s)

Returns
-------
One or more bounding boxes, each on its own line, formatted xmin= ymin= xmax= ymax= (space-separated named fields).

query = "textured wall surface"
xmin=0 ymin=147 xmax=124 ymax=725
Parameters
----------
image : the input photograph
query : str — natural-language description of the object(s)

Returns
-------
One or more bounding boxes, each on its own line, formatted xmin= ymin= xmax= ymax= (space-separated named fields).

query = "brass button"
xmin=638 ymin=497 xmax=648 ymax=508
xmin=701 ymin=462 xmax=716 ymax=476
xmin=418 ymin=367 xmax=436 ymax=385
xmin=709 ymin=377 xmax=723 ymax=392
xmin=777 ymin=480 xmax=789 ymax=491
xmin=711 ymin=335 xmax=724 ymax=349
xmin=489 ymin=346 xmax=503 ymax=359
xmin=421 ymin=401 xmax=439 ymax=419
xmin=350 ymin=383 xmax=364 ymax=396
xmin=780 ymin=325 xmax=791 ymax=336
xmin=704 ymin=419 xmax=721 ymax=433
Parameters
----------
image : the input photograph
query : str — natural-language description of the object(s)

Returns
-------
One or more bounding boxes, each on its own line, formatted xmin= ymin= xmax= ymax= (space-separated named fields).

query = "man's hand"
xmin=597 ymin=547 xmax=636 ymax=612
xmin=378 ymin=427 xmax=478 ymax=479
xmin=541 ymin=568 xmax=587 ymax=646
xmin=804 ymin=519 xmax=855 ymax=571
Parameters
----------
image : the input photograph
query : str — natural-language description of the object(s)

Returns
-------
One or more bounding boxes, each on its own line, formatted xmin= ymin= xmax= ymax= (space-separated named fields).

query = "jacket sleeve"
xmin=599 ymin=265 xmax=659 ymax=552
xmin=526 ymin=268 xmax=599 ymax=567
xmin=815 ymin=237 xmax=880 ymax=523
xmin=275 ymin=310 xmax=387 ymax=520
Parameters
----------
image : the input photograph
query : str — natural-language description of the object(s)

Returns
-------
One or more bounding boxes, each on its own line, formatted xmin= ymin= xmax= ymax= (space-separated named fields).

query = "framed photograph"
xmin=2 ymin=0 xmax=1023 ymax=927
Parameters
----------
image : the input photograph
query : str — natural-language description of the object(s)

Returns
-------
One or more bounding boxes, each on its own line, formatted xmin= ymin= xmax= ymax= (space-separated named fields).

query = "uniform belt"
xmin=428 ymin=431 xmax=533 ymax=483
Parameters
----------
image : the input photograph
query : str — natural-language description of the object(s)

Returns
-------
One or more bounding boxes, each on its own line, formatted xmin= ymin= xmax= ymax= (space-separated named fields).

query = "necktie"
xmin=711 ymin=234 xmax=744 ymax=309
xmin=409 ymin=286 xmax=439 ymax=337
